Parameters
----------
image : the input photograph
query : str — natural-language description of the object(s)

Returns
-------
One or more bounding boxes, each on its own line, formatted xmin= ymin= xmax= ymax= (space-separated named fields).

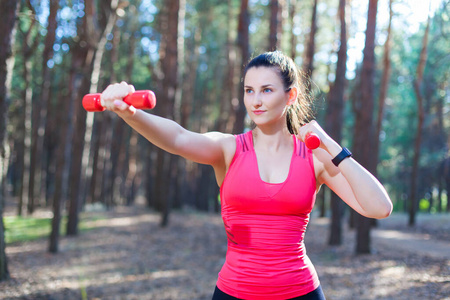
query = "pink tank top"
xmin=217 ymin=130 xmax=320 ymax=299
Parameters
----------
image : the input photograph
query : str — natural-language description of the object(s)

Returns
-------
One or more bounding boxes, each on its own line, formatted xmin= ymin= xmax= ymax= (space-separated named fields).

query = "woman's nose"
xmin=253 ymin=93 xmax=262 ymax=107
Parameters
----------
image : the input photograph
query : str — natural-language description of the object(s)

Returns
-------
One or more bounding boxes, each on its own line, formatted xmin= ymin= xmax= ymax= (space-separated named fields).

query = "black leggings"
xmin=212 ymin=285 xmax=326 ymax=300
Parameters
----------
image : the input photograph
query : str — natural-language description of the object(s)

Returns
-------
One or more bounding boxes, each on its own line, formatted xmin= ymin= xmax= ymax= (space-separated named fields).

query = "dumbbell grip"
xmin=305 ymin=133 xmax=320 ymax=149
xmin=82 ymin=90 xmax=156 ymax=112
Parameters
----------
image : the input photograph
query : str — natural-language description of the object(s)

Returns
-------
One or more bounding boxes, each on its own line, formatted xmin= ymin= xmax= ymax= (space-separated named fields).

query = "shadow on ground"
xmin=1 ymin=207 xmax=449 ymax=300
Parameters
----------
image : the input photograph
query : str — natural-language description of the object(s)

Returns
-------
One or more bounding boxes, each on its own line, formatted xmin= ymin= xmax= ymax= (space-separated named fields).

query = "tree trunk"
xmin=22 ymin=58 xmax=33 ymax=215
xmin=318 ymin=187 xmax=327 ymax=218
xmin=436 ymin=84 xmax=445 ymax=212
xmin=19 ymin=7 xmax=39 ymax=215
xmin=233 ymin=0 xmax=250 ymax=134
xmin=0 ymin=0 xmax=19 ymax=281
xmin=409 ymin=15 xmax=431 ymax=226
xmin=170 ymin=0 xmax=186 ymax=210
xmin=303 ymin=0 xmax=318 ymax=92
xmin=117 ymin=20 xmax=139 ymax=206
xmin=373 ymin=0 xmax=393 ymax=176
xmin=52 ymin=0 xmax=100 ymax=245
xmin=289 ymin=0 xmax=298 ymax=59
xmin=67 ymin=0 xmax=118 ymax=235
xmin=327 ymin=0 xmax=348 ymax=246
xmin=105 ymin=24 xmax=122 ymax=206
xmin=43 ymin=71 xmax=58 ymax=206
xmin=269 ymin=0 xmax=283 ymax=51
xmin=352 ymin=0 xmax=378 ymax=254
xmin=88 ymin=2 xmax=119 ymax=209
xmin=444 ymin=158 xmax=450 ymax=213
xmin=154 ymin=0 xmax=179 ymax=227
xmin=124 ymin=130 xmax=139 ymax=205
xmin=221 ymin=0 xmax=238 ymax=134
xmin=49 ymin=74 xmax=74 ymax=253
xmin=174 ymin=22 xmax=201 ymax=208
xmin=87 ymin=116 xmax=102 ymax=205
xmin=29 ymin=0 xmax=59 ymax=215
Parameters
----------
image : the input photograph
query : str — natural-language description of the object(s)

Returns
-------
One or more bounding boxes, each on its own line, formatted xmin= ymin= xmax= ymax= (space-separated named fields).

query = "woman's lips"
xmin=253 ymin=110 xmax=265 ymax=115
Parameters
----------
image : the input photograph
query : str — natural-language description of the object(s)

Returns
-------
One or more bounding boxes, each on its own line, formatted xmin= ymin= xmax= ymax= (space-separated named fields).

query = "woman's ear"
xmin=286 ymin=87 xmax=298 ymax=106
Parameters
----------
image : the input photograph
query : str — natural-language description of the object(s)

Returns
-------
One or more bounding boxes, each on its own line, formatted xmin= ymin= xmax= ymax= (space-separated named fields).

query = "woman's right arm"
xmin=121 ymin=110 xmax=232 ymax=165
xmin=101 ymin=82 xmax=235 ymax=183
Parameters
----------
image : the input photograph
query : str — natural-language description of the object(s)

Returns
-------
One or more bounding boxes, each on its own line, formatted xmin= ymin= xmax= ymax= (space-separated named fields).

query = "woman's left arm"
xmin=299 ymin=121 xmax=393 ymax=219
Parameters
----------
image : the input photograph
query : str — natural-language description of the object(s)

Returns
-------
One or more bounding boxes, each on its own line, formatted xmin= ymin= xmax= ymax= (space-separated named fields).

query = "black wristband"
xmin=332 ymin=147 xmax=352 ymax=166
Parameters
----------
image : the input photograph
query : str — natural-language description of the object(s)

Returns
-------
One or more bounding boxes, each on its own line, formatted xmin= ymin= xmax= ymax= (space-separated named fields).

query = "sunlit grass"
xmin=3 ymin=214 xmax=105 ymax=244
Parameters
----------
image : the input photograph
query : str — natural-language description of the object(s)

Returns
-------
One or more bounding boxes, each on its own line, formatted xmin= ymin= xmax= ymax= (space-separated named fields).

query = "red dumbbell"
xmin=82 ymin=90 xmax=156 ymax=112
xmin=305 ymin=132 xmax=320 ymax=149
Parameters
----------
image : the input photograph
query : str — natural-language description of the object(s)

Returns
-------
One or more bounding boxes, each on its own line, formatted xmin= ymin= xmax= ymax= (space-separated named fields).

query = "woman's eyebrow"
xmin=244 ymin=84 xmax=274 ymax=88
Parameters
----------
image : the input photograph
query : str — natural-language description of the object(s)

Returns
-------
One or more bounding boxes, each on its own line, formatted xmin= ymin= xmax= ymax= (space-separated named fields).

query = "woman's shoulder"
xmin=202 ymin=131 xmax=235 ymax=144
xmin=202 ymin=132 xmax=237 ymax=185
xmin=220 ymin=133 xmax=237 ymax=160
xmin=202 ymin=131 xmax=236 ymax=158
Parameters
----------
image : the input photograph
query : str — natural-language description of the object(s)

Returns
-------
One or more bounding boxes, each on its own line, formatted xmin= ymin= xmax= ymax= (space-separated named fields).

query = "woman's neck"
xmin=252 ymin=126 xmax=292 ymax=151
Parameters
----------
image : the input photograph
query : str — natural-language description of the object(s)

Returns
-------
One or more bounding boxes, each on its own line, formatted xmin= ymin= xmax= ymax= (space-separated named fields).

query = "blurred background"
xmin=0 ymin=0 xmax=448 ymax=298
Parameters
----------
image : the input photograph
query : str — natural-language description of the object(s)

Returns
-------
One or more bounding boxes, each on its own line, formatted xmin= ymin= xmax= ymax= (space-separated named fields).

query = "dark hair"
xmin=243 ymin=51 xmax=314 ymax=135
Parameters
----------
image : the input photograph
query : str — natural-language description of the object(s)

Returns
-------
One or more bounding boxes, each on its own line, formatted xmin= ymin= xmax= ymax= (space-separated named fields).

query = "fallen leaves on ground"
xmin=1 ymin=207 xmax=449 ymax=300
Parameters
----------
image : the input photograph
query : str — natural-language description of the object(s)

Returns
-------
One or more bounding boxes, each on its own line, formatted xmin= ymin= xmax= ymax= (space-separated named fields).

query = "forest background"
xmin=0 ymin=0 xmax=448 ymax=284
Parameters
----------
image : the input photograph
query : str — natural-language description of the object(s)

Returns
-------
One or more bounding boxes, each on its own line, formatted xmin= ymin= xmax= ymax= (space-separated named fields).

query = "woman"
xmin=100 ymin=51 xmax=392 ymax=300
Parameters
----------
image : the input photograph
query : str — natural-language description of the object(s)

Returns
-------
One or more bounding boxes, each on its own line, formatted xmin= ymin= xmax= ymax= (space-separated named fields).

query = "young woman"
xmin=100 ymin=51 xmax=392 ymax=300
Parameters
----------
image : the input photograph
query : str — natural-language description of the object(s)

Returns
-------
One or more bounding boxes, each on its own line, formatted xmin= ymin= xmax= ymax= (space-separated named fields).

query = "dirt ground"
xmin=0 ymin=206 xmax=449 ymax=300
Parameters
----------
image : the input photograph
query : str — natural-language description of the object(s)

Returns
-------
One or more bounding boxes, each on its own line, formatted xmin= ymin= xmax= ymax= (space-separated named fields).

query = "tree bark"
xmin=117 ymin=16 xmax=139 ymax=206
xmin=269 ymin=0 xmax=283 ymax=51
xmin=352 ymin=0 xmax=378 ymax=254
xmin=153 ymin=0 xmax=179 ymax=227
xmin=222 ymin=0 xmax=238 ymax=134
xmin=0 ymin=0 xmax=19 ymax=281
xmin=373 ymin=0 xmax=393 ymax=177
xmin=327 ymin=0 xmax=348 ymax=246
xmin=19 ymin=3 xmax=39 ymax=215
xmin=303 ymin=0 xmax=318 ymax=92
xmin=67 ymin=0 xmax=118 ymax=235
xmin=51 ymin=0 xmax=99 ymax=247
xmin=409 ymin=15 xmax=431 ymax=226
xmin=28 ymin=0 xmax=59 ymax=215
xmin=177 ymin=11 xmax=200 ymax=208
xmin=49 ymin=71 xmax=74 ymax=253
xmin=289 ymin=0 xmax=298 ymax=59
xmin=233 ymin=0 xmax=250 ymax=134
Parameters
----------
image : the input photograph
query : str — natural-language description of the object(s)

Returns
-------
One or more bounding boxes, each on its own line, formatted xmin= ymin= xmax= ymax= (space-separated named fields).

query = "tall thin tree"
xmin=269 ymin=0 xmax=283 ymax=50
xmin=352 ymin=0 xmax=378 ymax=254
xmin=233 ymin=0 xmax=250 ymax=134
xmin=409 ymin=14 xmax=431 ymax=226
xmin=29 ymin=0 xmax=59 ymax=214
xmin=18 ymin=3 xmax=39 ymax=216
xmin=50 ymin=0 xmax=107 ymax=250
xmin=303 ymin=0 xmax=318 ymax=92
xmin=67 ymin=0 xmax=119 ymax=235
xmin=0 ymin=0 xmax=19 ymax=281
xmin=289 ymin=0 xmax=299 ymax=59
xmin=373 ymin=0 xmax=393 ymax=174
xmin=153 ymin=0 xmax=180 ymax=227
xmin=327 ymin=0 xmax=348 ymax=246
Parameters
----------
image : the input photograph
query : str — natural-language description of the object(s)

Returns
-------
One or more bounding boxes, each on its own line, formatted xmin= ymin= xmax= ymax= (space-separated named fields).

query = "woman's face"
xmin=243 ymin=67 xmax=291 ymax=130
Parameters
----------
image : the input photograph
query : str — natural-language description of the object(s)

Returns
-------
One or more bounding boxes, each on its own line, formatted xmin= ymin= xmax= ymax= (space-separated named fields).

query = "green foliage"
xmin=419 ymin=198 xmax=430 ymax=211
xmin=4 ymin=216 xmax=53 ymax=244
xmin=3 ymin=215 xmax=105 ymax=244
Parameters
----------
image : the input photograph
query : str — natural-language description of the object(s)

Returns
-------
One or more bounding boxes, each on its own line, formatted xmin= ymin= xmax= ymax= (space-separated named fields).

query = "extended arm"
xmin=100 ymin=82 xmax=235 ymax=185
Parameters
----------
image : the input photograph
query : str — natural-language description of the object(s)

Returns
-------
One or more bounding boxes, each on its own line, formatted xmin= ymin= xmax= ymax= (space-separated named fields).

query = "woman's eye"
xmin=263 ymin=88 xmax=272 ymax=93
xmin=245 ymin=89 xmax=254 ymax=94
